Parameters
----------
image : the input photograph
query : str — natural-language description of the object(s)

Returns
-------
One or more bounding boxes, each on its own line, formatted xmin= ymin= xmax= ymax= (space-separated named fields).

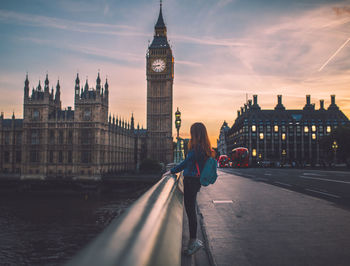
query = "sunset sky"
xmin=1 ymin=0 xmax=350 ymax=145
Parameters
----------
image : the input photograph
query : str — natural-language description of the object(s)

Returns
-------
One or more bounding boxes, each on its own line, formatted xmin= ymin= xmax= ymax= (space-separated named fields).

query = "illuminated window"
xmin=258 ymin=154 xmax=262 ymax=159
xmin=252 ymin=149 xmax=257 ymax=157
xmin=252 ymin=125 xmax=256 ymax=132
xmin=312 ymin=133 xmax=316 ymax=140
xmin=259 ymin=133 xmax=264 ymax=140
xmin=312 ymin=125 xmax=316 ymax=132
xmin=304 ymin=126 xmax=309 ymax=133
xmin=326 ymin=126 xmax=331 ymax=133
xmin=274 ymin=125 xmax=278 ymax=132
xmin=282 ymin=133 xmax=286 ymax=140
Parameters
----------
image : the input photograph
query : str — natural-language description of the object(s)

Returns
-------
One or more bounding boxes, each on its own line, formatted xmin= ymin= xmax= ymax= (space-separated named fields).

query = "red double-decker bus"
xmin=231 ymin=147 xmax=249 ymax=168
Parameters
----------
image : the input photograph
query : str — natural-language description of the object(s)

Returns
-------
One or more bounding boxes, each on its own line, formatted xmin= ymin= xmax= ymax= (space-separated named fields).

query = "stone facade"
xmin=225 ymin=94 xmax=350 ymax=165
xmin=0 ymin=73 xmax=147 ymax=179
xmin=146 ymin=3 xmax=174 ymax=164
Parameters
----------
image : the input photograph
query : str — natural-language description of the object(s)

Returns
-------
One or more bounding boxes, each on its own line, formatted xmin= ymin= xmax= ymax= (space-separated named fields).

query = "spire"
xmin=24 ymin=73 xmax=29 ymax=98
xmin=131 ymin=113 xmax=134 ymax=130
xmin=55 ymin=80 xmax=61 ymax=103
xmin=38 ymin=80 xmax=42 ymax=91
xmin=75 ymin=73 xmax=80 ymax=88
xmin=84 ymin=78 xmax=89 ymax=91
xmin=44 ymin=73 xmax=49 ymax=93
xmin=96 ymin=71 xmax=101 ymax=93
xmin=155 ymin=0 xmax=166 ymax=29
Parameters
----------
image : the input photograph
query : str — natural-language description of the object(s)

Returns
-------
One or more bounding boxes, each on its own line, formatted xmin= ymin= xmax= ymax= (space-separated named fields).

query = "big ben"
xmin=146 ymin=1 xmax=174 ymax=164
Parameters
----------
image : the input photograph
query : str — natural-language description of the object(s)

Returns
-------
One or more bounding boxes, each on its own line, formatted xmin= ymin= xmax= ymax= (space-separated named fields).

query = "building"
xmin=0 ymin=2 xmax=174 ymax=179
xmin=225 ymin=94 xmax=349 ymax=166
xmin=146 ymin=1 xmax=174 ymax=164
xmin=217 ymin=121 xmax=230 ymax=156
xmin=0 ymin=73 xmax=146 ymax=179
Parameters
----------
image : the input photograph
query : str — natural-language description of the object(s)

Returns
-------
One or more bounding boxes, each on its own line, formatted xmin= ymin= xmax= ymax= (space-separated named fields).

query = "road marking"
xmin=264 ymin=173 xmax=272 ymax=176
xmin=299 ymin=176 xmax=350 ymax=184
xmin=213 ymin=200 xmax=233 ymax=204
xmin=302 ymin=173 xmax=323 ymax=177
xmin=305 ymin=189 xmax=341 ymax=199
xmin=274 ymin=181 xmax=292 ymax=187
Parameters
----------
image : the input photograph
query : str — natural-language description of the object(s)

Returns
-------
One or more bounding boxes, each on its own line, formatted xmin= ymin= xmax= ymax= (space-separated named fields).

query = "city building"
xmin=0 ymin=2 xmax=173 ymax=179
xmin=225 ymin=94 xmax=349 ymax=165
xmin=217 ymin=121 xmax=230 ymax=156
xmin=146 ymin=1 xmax=174 ymax=164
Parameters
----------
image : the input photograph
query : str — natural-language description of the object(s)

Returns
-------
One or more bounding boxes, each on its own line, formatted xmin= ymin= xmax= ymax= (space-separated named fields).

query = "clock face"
xmin=152 ymin=59 xmax=166 ymax=72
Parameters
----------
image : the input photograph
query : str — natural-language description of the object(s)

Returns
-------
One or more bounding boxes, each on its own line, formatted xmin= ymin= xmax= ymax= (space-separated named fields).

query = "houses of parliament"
xmin=0 ymin=3 xmax=174 ymax=179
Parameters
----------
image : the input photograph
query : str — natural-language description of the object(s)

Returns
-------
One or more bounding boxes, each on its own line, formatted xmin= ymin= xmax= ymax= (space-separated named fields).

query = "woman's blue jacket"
xmin=170 ymin=147 xmax=206 ymax=177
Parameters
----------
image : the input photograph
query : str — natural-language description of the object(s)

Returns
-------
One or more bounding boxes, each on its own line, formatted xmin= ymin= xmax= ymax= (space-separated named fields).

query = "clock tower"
xmin=146 ymin=1 xmax=174 ymax=164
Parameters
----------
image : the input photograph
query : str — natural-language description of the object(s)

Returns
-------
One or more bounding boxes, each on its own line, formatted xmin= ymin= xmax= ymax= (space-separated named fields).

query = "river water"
xmin=0 ymin=188 xmax=148 ymax=265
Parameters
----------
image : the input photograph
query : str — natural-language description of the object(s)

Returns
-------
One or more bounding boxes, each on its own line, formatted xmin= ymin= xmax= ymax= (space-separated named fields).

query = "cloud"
xmin=333 ymin=6 xmax=350 ymax=16
xmin=0 ymin=9 xmax=146 ymax=37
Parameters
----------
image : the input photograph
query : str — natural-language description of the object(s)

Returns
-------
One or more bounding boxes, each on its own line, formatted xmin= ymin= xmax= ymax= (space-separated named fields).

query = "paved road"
xmin=197 ymin=169 xmax=350 ymax=266
xmin=221 ymin=168 xmax=350 ymax=205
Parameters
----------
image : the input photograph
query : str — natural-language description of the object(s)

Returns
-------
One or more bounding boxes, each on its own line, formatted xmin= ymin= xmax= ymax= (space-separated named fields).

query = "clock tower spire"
xmin=146 ymin=1 xmax=174 ymax=164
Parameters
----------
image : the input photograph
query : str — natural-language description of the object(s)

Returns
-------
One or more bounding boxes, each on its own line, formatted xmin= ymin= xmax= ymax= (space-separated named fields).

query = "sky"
xmin=0 ymin=0 xmax=350 ymax=146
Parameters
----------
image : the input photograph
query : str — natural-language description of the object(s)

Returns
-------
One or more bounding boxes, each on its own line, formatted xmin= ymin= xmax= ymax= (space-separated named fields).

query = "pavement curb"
xmin=197 ymin=205 xmax=218 ymax=266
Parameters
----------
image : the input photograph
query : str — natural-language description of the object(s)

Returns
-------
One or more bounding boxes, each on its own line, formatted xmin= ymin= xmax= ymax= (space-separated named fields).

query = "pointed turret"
xmin=75 ymin=73 xmax=80 ymax=100
xmin=156 ymin=1 xmax=165 ymax=28
xmin=150 ymin=0 xmax=169 ymax=48
xmin=131 ymin=113 xmax=134 ymax=130
xmin=84 ymin=78 xmax=89 ymax=92
xmin=38 ymin=80 xmax=42 ymax=91
xmin=55 ymin=80 xmax=61 ymax=104
xmin=24 ymin=73 xmax=29 ymax=98
xmin=96 ymin=72 xmax=101 ymax=94
xmin=44 ymin=73 xmax=49 ymax=93
xmin=104 ymin=78 xmax=109 ymax=101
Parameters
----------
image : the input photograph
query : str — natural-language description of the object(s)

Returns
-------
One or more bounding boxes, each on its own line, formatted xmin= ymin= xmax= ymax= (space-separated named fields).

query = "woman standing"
xmin=170 ymin=122 xmax=215 ymax=256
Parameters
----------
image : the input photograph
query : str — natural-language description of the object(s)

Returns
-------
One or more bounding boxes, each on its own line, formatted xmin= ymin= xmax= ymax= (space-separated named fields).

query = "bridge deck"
xmin=195 ymin=169 xmax=350 ymax=266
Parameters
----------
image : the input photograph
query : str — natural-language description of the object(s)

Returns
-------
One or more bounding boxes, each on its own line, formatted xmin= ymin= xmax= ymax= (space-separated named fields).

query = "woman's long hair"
xmin=188 ymin=122 xmax=214 ymax=158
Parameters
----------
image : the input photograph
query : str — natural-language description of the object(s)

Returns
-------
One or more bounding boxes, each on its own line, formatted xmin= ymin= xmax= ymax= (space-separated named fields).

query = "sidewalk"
xmin=196 ymin=170 xmax=350 ymax=266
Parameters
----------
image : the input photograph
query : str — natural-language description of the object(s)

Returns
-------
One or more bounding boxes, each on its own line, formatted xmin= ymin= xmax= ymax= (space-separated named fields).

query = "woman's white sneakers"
xmin=185 ymin=239 xmax=203 ymax=256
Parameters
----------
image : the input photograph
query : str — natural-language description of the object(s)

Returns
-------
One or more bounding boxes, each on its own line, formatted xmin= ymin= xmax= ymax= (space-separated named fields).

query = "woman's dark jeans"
xmin=184 ymin=176 xmax=201 ymax=239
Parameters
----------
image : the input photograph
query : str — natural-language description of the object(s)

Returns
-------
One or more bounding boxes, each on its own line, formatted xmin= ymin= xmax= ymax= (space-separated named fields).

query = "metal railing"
xmin=66 ymin=171 xmax=184 ymax=266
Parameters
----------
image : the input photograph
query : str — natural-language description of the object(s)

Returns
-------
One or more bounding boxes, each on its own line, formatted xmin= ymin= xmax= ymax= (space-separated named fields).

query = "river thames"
xmin=0 ymin=186 xmax=149 ymax=265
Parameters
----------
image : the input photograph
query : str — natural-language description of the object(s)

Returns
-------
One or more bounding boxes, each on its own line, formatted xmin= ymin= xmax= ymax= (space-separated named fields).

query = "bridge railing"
xmin=66 ymin=171 xmax=184 ymax=266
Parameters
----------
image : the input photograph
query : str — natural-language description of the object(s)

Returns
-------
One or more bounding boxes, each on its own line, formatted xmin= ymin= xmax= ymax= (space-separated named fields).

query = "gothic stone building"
xmin=225 ymin=94 xmax=349 ymax=165
xmin=0 ymin=3 xmax=174 ymax=179
xmin=146 ymin=2 xmax=174 ymax=164
xmin=0 ymin=73 xmax=146 ymax=179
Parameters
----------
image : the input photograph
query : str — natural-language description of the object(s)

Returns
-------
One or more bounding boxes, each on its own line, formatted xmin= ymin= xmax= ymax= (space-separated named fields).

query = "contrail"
xmin=318 ymin=38 xmax=350 ymax=71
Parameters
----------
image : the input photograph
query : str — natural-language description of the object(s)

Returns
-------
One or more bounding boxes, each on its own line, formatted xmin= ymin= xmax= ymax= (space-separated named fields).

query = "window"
xmin=58 ymin=151 xmax=63 ymax=163
xmin=59 ymin=131 xmax=64 ymax=144
xmin=251 ymin=125 xmax=256 ymax=132
xmin=68 ymin=151 xmax=72 ymax=163
xmin=33 ymin=109 xmax=40 ymax=120
xmin=326 ymin=126 xmax=331 ymax=133
xmin=30 ymin=150 xmax=39 ymax=162
xmin=49 ymin=130 xmax=55 ymax=144
xmin=282 ymin=133 xmax=286 ymax=140
xmin=252 ymin=149 xmax=257 ymax=157
xmin=304 ymin=126 xmax=309 ymax=133
xmin=312 ymin=134 xmax=316 ymax=140
xmin=16 ymin=151 xmax=21 ymax=163
xmin=31 ymin=130 xmax=39 ymax=145
xmin=274 ymin=125 xmax=279 ymax=132
xmin=4 ymin=151 xmax=10 ymax=163
xmin=81 ymin=151 xmax=91 ymax=163
xmin=16 ymin=133 xmax=22 ymax=145
xmin=5 ymin=132 xmax=10 ymax=145
xmin=49 ymin=151 xmax=54 ymax=163
xmin=83 ymin=109 xmax=92 ymax=120
xmin=259 ymin=133 xmax=264 ymax=140
xmin=68 ymin=130 xmax=73 ymax=144
xmin=312 ymin=125 xmax=316 ymax=132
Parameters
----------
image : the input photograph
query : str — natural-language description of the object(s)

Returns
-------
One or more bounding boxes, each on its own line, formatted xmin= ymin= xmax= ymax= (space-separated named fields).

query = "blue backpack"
xmin=195 ymin=157 xmax=218 ymax=186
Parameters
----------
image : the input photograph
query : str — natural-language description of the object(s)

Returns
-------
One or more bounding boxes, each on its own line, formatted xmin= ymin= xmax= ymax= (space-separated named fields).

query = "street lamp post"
xmin=174 ymin=108 xmax=182 ymax=163
xmin=332 ymin=140 xmax=338 ymax=166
